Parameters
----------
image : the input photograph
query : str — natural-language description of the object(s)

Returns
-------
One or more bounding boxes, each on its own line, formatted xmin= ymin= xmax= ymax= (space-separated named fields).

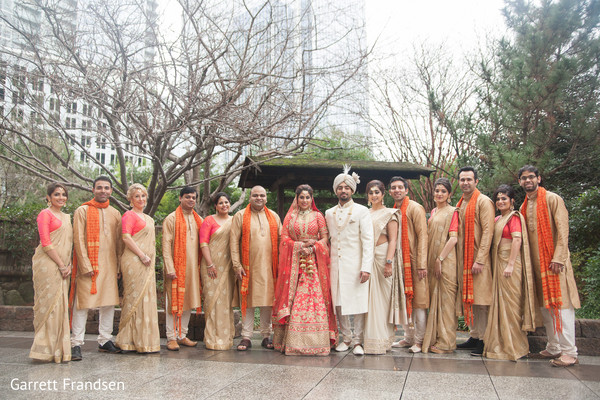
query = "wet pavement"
xmin=1 ymin=331 xmax=599 ymax=399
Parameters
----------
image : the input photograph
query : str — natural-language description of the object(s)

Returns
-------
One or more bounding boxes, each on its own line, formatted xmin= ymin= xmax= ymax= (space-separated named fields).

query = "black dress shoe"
xmin=456 ymin=337 xmax=479 ymax=350
xmin=71 ymin=346 xmax=82 ymax=361
xmin=98 ymin=341 xmax=122 ymax=353
xmin=471 ymin=340 xmax=484 ymax=356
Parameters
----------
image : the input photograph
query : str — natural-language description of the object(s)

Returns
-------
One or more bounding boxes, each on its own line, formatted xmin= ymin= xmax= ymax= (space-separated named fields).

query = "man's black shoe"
xmin=71 ymin=346 xmax=82 ymax=361
xmin=456 ymin=337 xmax=479 ymax=350
xmin=470 ymin=339 xmax=484 ymax=356
xmin=98 ymin=340 xmax=121 ymax=353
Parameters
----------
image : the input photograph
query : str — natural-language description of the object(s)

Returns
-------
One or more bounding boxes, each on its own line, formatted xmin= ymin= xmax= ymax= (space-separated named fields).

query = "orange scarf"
xmin=396 ymin=197 xmax=414 ymax=319
xmin=69 ymin=198 xmax=110 ymax=327
xmin=240 ymin=204 xmax=279 ymax=318
xmin=456 ymin=189 xmax=480 ymax=326
xmin=521 ymin=187 xmax=562 ymax=333
xmin=171 ymin=206 xmax=203 ymax=338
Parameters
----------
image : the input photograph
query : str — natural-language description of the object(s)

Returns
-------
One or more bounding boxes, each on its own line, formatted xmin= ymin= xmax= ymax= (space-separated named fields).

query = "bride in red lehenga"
xmin=272 ymin=184 xmax=337 ymax=355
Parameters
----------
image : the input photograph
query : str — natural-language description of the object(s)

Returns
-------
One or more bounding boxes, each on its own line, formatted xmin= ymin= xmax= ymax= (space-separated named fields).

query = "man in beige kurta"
xmin=71 ymin=176 xmax=122 ymax=360
xmin=389 ymin=176 xmax=428 ymax=353
xmin=230 ymin=186 xmax=282 ymax=350
xmin=162 ymin=187 xmax=202 ymax=351
xmin=518 ymin=165 xmax=580 ymax=366
xmin=455 ymin=167 xmax=494 ymax=355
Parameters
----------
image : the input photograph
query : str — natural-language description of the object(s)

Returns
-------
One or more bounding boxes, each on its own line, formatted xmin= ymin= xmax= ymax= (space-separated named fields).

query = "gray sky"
xmin=365 ymin=0 xmax=507 ymax=59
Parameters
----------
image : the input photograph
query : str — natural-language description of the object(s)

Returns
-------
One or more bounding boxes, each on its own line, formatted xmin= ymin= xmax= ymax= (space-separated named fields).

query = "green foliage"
xmin=568 ymin=188 xmax=600 ymax=251
xmin=303 ymin=127 xmax=375 ymax=161
xmin=568 ymin=187 xmax=600 ymax=318
xmin=575 ymin=248 xmax=600 ymax=319
xmin=476 ymin=0 xmax=600 ymax=197
xmin=155 ymin=230 xmax=165 ymax=310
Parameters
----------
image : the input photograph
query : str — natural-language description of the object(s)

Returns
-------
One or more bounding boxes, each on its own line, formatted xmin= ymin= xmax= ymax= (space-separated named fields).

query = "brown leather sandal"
xmin=237 ymin=338 xmax=252 ymax=351
xmin=261 ymin=337 xmax=274 ymax=349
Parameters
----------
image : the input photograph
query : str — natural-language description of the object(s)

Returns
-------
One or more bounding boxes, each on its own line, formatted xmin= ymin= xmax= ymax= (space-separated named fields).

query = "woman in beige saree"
xmin=30 ymin=183 xmax=72 ymax=363
xmin=200 ymin=192 xmax=236 ymax=350
xmin=483 ymin=185 xmax=536 ymax=361
xmin=422 ymin=178 xmax=460 ymax=354
xmin=115 ymin=184 xmax=160 ymax=353
xmin=363 ymin=180 xmax=404 ymax=355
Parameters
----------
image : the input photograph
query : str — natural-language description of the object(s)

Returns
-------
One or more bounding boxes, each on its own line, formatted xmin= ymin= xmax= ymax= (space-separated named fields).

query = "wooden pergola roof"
xmin=238 ymin=156 xmax=435 ymax=217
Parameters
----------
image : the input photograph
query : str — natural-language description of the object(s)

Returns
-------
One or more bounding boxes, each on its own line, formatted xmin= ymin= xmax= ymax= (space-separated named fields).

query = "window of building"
xmin=12 ymin=65 xmax=26 ymax=88
xmin=0 ymin=88 xmax=4 ymax=101
xmin=81 ymin=135 xmax=91 ymax=147
xmin=66 ymin=102 xmax=77 ymax=114
xmin=82 ymin=119 xmax=91 ymax=131
xmin=49 ymin=98 xmax=60 ymax=112
xmin=0 ymin=61 xmax=6 ymax=84
xmin=110 ymin=154 xmax=115 ymax=165
xmin=97 ymin=136 xmax=106 ymax=149
xmin=82 ymin=104 xmax=93 ymax=117
xmin=65 ymin=117 xmax=76 ymax=129
xmin=12 ymin=89 xmax=25 ymax=105
xmin=30 ymin=75 xmax=44 ymax=91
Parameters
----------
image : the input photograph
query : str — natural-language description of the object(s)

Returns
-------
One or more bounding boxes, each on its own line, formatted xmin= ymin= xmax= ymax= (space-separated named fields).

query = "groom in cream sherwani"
xmin=326 ymin=166 xmax=374 ymax=355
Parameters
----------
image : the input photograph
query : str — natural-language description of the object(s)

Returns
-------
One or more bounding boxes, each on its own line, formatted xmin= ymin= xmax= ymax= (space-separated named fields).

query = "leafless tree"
xmin=366 ymin=42 xmax=482 ymax=210
xmin=0 ymin=0 xmax=368 ymax=215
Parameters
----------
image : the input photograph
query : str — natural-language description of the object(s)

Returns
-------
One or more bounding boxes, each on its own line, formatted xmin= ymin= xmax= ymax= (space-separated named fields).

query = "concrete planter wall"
xmin=527 ymin=320 xmax=600 ymax=356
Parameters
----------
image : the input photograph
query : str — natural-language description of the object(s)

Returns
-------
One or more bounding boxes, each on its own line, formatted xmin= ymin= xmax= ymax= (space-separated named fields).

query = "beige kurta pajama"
xmin=403 ymin=200 xmax=429 ymax=309
xmin=400 ymin=200 xmax=429 ymax=345
xmin=522 ymin=191 xmax=580 ymax=311
xmin=457 ymin=193 xmax=494 ymax=339
xmin=162 ymin=211 xmax=202 ymax=311
xmin=522 ymin=189 xmax=580 ymax=358
xmin=230 ymin=207 xmax=281 ymax=340
xmin=116 ymin=214 xmax=160 ymax=353
xmin=230 ymin=208 xmax=282 ymax=308
xmin=29 ymin=212 xmax=72 ymax=363
xmin=73 ymin=205 xmax=122 ymax=309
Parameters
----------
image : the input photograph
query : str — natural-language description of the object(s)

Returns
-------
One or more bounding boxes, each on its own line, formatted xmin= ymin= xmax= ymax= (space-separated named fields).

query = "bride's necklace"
xmin=297 ymin=210 xmax=311 ymax=238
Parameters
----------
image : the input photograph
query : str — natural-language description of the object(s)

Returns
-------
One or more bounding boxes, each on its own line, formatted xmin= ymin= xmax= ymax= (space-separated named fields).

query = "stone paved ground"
xmin=1 ymin=331 xmax=599 ymax=400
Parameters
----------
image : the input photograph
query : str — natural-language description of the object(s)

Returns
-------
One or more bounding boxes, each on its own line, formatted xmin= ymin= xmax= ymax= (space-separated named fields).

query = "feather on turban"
xmin=333 ymin=164 xmax=360 ymax=193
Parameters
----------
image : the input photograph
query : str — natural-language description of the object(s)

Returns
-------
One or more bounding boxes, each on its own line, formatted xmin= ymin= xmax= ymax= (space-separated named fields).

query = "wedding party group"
xmin=28 ymin=164 xmax=580 ymax=368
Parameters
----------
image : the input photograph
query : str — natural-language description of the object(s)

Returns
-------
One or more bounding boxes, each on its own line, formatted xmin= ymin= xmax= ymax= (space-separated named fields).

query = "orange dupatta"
xmin=171 ymin=205 xmax=203 ymax=338
xmin=240 ymin=204 xmax=279 ymax=318
xmin=69 ymin=198 xmax=110 ymax=327
xmin=521 ymin=187 xmax=562 ymax=333
xmin=456 ymin=189 xmax=480 ymax=326
xmin=395 ymin=197 xmax=414 ymax=319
